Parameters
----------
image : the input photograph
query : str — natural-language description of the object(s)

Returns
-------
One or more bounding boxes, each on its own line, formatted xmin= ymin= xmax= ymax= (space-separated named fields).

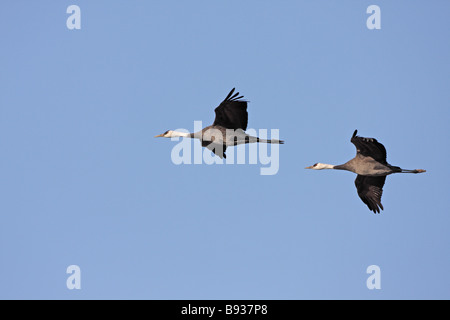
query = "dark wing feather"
xmin=350 ymin=130 xmax=387 ymax=165
xmin=213 ymin=88 xmax=248 ymax=130
xmin=203 ymin=141 xmax=227 ymax=159
xmin=355 ymin=175 xmax=386 ymax=213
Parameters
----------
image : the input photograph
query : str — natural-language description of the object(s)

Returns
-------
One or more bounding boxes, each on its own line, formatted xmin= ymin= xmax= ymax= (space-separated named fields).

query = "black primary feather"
xmin=351 ymin=130 xmax=387 ymax=165
xmin=213 ymin=88 xmax=248 ymax=130
xmin=202 ymin=141 xmax=227 ymax=159
xmin=355 ymin=175 xmax=386 ymax=213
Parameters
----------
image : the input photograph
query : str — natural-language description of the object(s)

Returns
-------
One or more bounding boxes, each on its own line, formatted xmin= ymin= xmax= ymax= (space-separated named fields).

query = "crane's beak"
xmin=154 ymin=134 xmax=164 ymax=138
xmin=305 ymin=165 xmax=314 ymax=169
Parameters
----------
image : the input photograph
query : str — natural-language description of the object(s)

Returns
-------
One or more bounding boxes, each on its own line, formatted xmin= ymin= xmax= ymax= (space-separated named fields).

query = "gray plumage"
xmin=306 ymin=130 xmax=426 ymax=213
xmin=155 ymin=88 xmax=284 ymax=159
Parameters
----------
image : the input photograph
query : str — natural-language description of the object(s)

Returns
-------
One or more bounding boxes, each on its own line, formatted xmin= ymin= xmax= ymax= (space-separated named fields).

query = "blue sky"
xmin=0 ymin=1 xmax=449 ymax=299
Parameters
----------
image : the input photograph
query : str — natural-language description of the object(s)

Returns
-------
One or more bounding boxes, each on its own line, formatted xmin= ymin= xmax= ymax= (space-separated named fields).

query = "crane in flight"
xmin=305 ymin=130 xmax=426 ymax=213
xmin=155 ymin=88 xmax=284 ymax=159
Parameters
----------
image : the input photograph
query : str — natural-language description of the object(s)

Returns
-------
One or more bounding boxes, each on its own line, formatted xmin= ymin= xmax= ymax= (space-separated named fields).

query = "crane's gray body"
xmin=192 ymin=126 xmax=261 ymax=147
xmin=307 ymin=130 xmax=425 ymax=213
xmin=335 ymin=154 xmax=398 ymax=176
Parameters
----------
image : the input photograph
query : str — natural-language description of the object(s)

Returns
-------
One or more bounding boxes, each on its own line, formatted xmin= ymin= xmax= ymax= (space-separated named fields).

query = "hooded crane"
xmin=305 ymin=130 xmax=426 ymax=213
xmin=155 ymin=88 xmax=284 ymax=159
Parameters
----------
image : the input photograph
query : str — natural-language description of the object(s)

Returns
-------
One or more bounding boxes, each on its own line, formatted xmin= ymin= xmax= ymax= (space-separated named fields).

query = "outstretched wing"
xmin=354 ymin=175 xmax=386 ymax=213
xmin=350 ymin=130 xmax=387 ymax=165
xmin=203 ymin=142 xmax=227 ymax=159
xmin=213 ymin=88 xmax=248 ymax=130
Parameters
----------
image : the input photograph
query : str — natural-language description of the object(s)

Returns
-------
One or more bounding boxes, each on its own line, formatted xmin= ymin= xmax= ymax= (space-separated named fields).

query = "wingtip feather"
xmin=224 ymin=88 xmax=236 ymax=101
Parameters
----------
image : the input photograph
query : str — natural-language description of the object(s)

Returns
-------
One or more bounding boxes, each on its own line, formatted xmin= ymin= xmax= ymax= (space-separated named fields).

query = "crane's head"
xmin=155 ymin=130 xmax=191 ymax=138
xmin=305 ymin=163 xmax=333 ymax=170
xmin=155 ymin=130 xmax=174 ymax=138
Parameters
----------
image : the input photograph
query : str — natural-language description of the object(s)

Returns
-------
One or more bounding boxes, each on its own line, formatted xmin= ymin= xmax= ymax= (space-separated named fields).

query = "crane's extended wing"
xmin=213 ymin=88 xmax=248 ymax=130
xmin=354 ymin=175 xmax=386 ymax=213
xmin=351 ymin=130 xmax=387 ymax=165
xmin=203 ymin=141 xmax=227 ymax=159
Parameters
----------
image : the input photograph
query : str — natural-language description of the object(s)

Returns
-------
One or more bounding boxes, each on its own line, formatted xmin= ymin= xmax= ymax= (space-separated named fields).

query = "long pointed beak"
xmin=154 ymin=134 xmax=164 ymax=138
xmin=305 ymin=166 xmax=313 ymax=169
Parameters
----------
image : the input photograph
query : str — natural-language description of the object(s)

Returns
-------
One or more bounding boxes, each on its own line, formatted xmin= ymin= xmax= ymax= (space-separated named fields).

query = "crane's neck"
xmin=169 ymin=131 xmax=192 ymax=138
xmin=318 ymin=163 xmax=336 ymax=170
xmin=332 ymin=164 xmax=347 ymax=170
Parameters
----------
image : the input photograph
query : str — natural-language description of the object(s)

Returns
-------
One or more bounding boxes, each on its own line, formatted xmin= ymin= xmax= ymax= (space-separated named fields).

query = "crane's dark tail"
xmin=257 ymin=138 xmax=284 ymax=144
xmin=400 ymin=169 xmax=426 ymax=173
xmin=390 ymin=165 xmax=426 ymax=173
